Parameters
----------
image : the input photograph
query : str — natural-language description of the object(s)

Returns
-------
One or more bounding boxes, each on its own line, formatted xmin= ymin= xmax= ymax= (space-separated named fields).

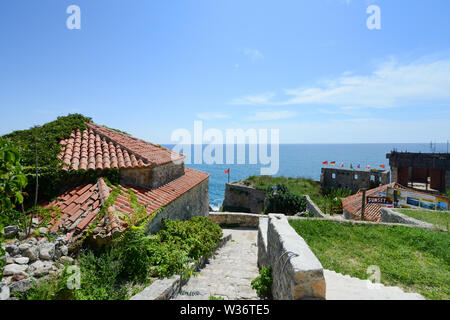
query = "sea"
xmin=163 ymin=143 xmax=449 ymax=211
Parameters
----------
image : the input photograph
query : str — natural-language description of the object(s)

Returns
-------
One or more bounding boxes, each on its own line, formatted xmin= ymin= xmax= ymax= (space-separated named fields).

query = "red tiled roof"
xmin=44 ymin=168 xmax=209 ymax=241
xmin=59 ymin=123 xmax=184 ymax=171
xmin=342 ymin=183 xmax=409 ymax=222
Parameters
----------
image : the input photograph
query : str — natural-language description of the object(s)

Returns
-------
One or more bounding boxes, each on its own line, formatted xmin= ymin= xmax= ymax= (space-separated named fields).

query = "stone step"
xmin=324 ymin=269 xmax=425 ymax=300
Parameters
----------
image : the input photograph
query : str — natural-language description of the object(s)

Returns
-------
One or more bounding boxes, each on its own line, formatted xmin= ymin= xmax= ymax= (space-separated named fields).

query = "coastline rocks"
xmin=5 ymin=244 xmax=19 ymax=256
xmin=14 ymin=257 xmax=29 ymax=265
xmin=9 ymin=279 xmax=32 ymax=294
xmin=3 ymin=264 xmax=28 ymax=277
xmin=22 ymin=246 xmax=39 ymax=262
xmin=28 ymin=261 xmax=53 ymax=277
xmin=3 ymin=226 xmax=19 ymax=239
xmin=0 ymin=284 xmax=10 ymax=301
xmin=39 ymin=242 xmax=55 ymax=260
xmin=1 ymin=232 xmax=75 ymax=299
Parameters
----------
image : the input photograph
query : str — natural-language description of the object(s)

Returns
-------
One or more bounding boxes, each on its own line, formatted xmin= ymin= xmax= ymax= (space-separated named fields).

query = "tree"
xmin=0 ymin=137 xmax=28 ymax=212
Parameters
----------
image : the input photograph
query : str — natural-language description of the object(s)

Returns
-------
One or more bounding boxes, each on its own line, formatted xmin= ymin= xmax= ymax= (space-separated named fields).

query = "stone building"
xmin=320 ymin=167 xmax=390 ymax=193
xmin=43 ymin=122 xmax=210 ymax=243
xmin=387 ymin=152 xmax=450 ymax=193
xmin=221 ymin=182 xmax=267 ymax=213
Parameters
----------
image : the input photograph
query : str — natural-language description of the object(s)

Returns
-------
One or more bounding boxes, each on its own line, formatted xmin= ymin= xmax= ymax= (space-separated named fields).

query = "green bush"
xmin=251 ymin=266 xmax=273 ymax=299
xmin=322 ymin=187 xmax=352 ymax=214
xmin=20 ymin=217 xmax=223 ymax=300
xmin=264 ymin=184 xmax=306 ymax=215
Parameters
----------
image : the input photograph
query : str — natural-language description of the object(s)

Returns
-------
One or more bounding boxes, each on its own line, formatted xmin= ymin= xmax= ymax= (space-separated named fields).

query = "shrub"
xmin=20 ymin=216 xmax=223 ymax=300
xmin=264 ymin=184 xmax=306 ymax=215
xmin=251 ymin=266 xmax=273 ymax=299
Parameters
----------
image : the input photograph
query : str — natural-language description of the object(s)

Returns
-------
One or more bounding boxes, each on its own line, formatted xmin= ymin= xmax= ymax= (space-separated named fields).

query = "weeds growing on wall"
xmin=251 ymin=266 xmax=273 ymax=299
xmin=19 ymin=217 xmax=223 ymax=300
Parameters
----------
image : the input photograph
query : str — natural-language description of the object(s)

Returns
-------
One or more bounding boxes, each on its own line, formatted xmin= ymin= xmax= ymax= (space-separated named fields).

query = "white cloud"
xmin=196 ymin=112 xmax=231 ymax=120
xmin=231 ymin=55 xmax=450 ymax=108
xmin=248 ymin=110 xmax=297 ymax=121
xmin=230 ymin=92 xmax=275 ymax=105
xmin=242 ymin=48 xmax=264 ymax=62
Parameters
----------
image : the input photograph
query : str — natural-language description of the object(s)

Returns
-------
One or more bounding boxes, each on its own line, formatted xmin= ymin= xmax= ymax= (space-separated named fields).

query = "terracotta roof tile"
xmin=60 ymin=123 xmax=184 ymax=171
xmin=342 ymin=182 xmax=410 ymax=222
xmin=44 ymin=168 xmax=209 ymax=241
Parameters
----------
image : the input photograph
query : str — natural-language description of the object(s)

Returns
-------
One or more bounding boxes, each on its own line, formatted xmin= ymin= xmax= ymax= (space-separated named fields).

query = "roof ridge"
xmin=97 ymin=177 xmax=111 ymax=205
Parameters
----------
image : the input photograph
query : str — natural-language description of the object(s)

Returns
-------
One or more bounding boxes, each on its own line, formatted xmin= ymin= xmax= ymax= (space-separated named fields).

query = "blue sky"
xmin=1 ymin=0 xmax=449 ymax=143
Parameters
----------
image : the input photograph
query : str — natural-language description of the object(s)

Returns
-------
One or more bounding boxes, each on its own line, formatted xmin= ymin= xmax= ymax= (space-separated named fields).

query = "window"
xmin=354 ymin=174 xmax=358 ymax=180
xmin=332 ymin=173 xmax=336 ymax=179
xmin=371 ymin=175 xmax=375 ymax=181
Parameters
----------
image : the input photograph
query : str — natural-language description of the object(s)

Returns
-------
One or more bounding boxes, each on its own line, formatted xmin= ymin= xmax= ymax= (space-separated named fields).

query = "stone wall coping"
xmin=268 ymin=214 xmax=323 ymax=272
xmin=258 ymin=218 xmax=268 ymax=248
xmin=287 ymin=215 xmax=437 ymax=231
xmin=210 ymin=212 xmax=268 ymax=218
xmin=130 ymin=232 xmax=232 ymax=300
xmin=304 ymin=195 xmax=325 ymax=218
xmin=379 ymin=208 xmax=436 ymax=230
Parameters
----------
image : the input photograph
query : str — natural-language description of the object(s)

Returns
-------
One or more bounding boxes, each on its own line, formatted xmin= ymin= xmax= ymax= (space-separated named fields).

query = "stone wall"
xmin=221 ymin=183 xmax=267 ymax=213
xmin=379 ymin=208 xmax=434 ymax=229
xmin=146 ymin=179 xmax=209 ymax=234
xmin=120 ymin=160 xmax=185 ymax=189
xmin=305 ymin=195 xmax=325 ymax=218
xmin=257 ymin=218 xmax=269 ymax=269
xmin=320 ymin=167 xmax=390 ymax=193
xmin=260 ymin=214 xmax=326 ymax=300
xmin=130 ymin=232 xmax=232 ymax=300
xmin=209 ymin=212 xmax=267 ymax=228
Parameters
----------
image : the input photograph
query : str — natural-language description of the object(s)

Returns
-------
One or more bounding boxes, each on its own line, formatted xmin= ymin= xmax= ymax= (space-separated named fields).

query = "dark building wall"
xmin=221 ymin=183 xmax=267 ymax=213
xmin=387 ymin=152 xmax=450 ymax=192
xmin=320 ymin=168 xmax=390 ymax=193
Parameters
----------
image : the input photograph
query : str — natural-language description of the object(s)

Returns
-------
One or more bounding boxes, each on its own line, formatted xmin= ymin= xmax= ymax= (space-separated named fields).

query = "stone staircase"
xmin=324 ymin=269 xmax=425 ymax=300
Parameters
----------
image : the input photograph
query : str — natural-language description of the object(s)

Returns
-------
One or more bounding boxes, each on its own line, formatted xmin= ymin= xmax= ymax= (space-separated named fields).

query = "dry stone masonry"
xmin=259 ymin=214 xmax=326 ymax=300
xmin=1 ymin=231 xmax=74 ymax=300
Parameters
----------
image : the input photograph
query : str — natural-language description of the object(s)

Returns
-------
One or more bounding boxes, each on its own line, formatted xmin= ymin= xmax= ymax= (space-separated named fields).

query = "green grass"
xmin=241 ymin=176 xmax=326 ymax=208
xmin=289 ymin=219 xmax=450 ymax=300
xmin=396 ymin=209 xmax=450 ymax=231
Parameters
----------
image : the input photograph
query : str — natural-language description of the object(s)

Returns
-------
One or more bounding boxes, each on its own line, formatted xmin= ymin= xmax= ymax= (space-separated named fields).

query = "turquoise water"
xmin=164 ymin=143 xmax=449 ymax=210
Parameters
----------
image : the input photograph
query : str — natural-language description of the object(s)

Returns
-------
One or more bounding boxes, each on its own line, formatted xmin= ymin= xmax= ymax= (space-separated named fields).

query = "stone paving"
xmin=173 ymin=227 xmax=425 ymax=301
xmin=174 ymin=228 xmax=260 ymax=300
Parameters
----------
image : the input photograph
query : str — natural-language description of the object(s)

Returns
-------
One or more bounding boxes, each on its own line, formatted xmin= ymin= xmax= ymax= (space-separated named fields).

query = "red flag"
xmin=357 ymin=164 xmax=360 ymax=169
xmin=366 ymin=165 xmax=371 ymax=169
xmin=380 ymin=164 xmax=386 ymax=169
xmin=224 ymin=169 xmax=229 ymax=174
xmin=322 ymin=161 xmax=328 ymax=165
xmin=340 ymin=163 xmax=344 ymax=168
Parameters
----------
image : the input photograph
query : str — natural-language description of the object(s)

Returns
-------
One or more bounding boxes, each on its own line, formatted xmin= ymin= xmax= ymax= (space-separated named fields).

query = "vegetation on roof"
xmin=290 ymin=219 xmax=450 ymax=300
xmin=3 ymin=114 xmax=92 ymax=169
xmin=101 ymin=125 xmax=130 ymax=136
xmin=0 ymin=114 xmax=125 ymax=206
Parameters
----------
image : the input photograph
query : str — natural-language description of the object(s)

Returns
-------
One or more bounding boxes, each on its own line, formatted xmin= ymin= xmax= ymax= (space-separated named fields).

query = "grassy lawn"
xmin=241 ymin=176 xmax=326 ymax=209
xmin=289 ymin=219 xmax=450 ymax=300
xmin=396 ymin=209 xmax=450 ymax=231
